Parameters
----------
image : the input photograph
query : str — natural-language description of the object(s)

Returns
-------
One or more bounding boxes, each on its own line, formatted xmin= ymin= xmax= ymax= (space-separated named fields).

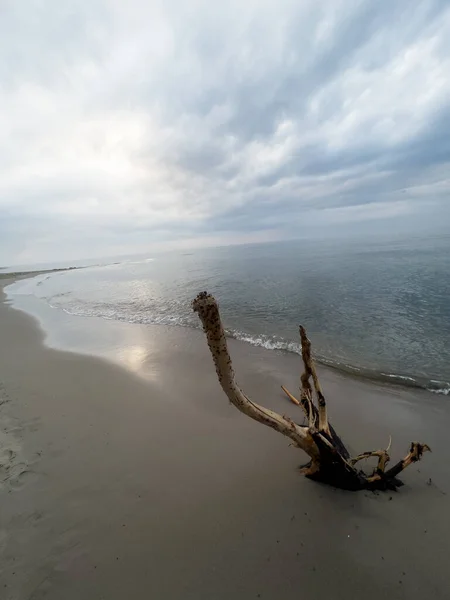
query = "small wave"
xmin=380 ymin=372 xmax=416 ymax=383
xmin=227 ymin=329 xmax=302 ymax=354
xmin=429 ymin=387 xmax=450 ymax=396
xmin=125 ymin=258 xmax=155 ymax=265
xmin=36 ymin=275 xmax=51 ymax=287
xmin=49 ymin=301 xmax=194 ymax=330
xmin=88 ymin=258 xmax=155 ymax=269
xmin=426 ymin=380 xmax=450 ymax=396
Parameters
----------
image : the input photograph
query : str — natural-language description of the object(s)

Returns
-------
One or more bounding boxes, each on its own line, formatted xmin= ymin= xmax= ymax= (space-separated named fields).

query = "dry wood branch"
xmin=281 ymin=385 xmax=300 ymax=406
xmin=192 ymin=292 xmax=320 ymax=462
xmin=193 ymin=291 xmax=431 ymax=492
xmin=282 ymin=384 xmax=350 ymax=460
xmin=350 ymin=450 xmax=384 ymax=466
xmin=382 ymin=442 xmax=431 ymax=481
xmin=282 ymin=384 xmax=319 ymax=426
xmin=299 ymin=326 xmax=330 ymax=435
xmin=303 ymin=389 xmax=316 ymax=430
xmin=350 ymin=449 xmax=390 ymax=476
xmin=350 ymin=436 xmax=392 ymax=476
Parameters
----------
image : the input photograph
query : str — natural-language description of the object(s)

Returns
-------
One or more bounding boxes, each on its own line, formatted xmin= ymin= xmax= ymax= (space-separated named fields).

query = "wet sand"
xmin=1 ymin=279 xmax=450 ymax=599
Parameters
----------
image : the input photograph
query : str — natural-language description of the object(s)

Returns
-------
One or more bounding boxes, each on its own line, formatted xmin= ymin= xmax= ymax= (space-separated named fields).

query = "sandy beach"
xmin=1 ymin=277 xmax=450 ymax=600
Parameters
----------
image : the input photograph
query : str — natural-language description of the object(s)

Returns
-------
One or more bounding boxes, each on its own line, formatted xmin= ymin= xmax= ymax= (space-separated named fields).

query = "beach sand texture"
xmin=1 ymin=279 xmax=450 ymax=599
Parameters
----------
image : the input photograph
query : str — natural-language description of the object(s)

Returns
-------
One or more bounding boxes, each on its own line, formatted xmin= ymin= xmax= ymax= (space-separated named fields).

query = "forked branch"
xmin=193 ymin=291 xmax=431 ymax=492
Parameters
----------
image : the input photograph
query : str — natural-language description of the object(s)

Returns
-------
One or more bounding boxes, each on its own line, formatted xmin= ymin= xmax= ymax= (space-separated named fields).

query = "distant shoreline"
xmin=0 ymin=266 xmax=81 ymax=280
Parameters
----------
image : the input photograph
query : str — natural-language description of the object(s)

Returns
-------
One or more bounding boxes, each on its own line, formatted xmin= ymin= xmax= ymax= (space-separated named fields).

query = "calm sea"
xmin=7 ymin=234 xmax=450 ymax=395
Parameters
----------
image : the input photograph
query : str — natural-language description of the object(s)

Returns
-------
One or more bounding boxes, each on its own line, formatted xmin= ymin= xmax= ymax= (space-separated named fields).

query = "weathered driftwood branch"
xmin=192 ymin=292 xmax=431 ymax=491
xmin=299 ymin=326 xmax=330 ymax=435
xmin=191 ymin=291 xmax=320 ymax=461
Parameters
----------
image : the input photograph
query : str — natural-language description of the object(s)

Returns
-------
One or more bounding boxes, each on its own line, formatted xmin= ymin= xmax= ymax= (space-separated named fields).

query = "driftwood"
xmin=192 ymin=292 xmax=430 ymax=491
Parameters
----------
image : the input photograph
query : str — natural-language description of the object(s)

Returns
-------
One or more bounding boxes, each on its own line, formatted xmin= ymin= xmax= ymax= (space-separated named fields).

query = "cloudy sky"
xmin=1 ymin=0 xmax=449 ymax=265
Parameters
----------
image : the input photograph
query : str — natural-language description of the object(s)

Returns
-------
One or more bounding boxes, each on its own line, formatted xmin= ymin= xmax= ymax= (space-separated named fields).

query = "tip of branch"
xmin=299 ymin=325 xmax=310 ymax=347
xmin=409 ymin=442 xmax=432 ymax=460
xmin=192 ymin=291 xmax=217 ymax=314
xmin=386 ymin=435 xmax=392 ymax=453
xmin=281 ymin=385 xmax=301 ymax=405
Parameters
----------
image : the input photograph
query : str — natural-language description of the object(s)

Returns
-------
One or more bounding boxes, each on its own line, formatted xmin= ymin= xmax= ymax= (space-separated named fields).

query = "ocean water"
xmin=7 ymin=234 xmax=450 ymax=395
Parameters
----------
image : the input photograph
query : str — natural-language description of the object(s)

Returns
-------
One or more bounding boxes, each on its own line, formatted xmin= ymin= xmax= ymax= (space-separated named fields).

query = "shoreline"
xmin=5 ymin=273 xmax=449 ymax=397
xmin=1 ymin=277 xmax=450 ymax=598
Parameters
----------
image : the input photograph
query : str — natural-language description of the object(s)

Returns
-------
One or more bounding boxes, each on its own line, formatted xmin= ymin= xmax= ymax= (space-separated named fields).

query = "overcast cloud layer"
xmin=1 ymin=0 xmax=450 ymax=265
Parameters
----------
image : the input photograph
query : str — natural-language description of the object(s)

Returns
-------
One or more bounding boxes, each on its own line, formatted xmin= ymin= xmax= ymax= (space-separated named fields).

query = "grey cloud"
xmin=194 ymin=0 xmax=447 ymax=140
xmin=387 ymin=106 xmax=450 ymax=170
xmin=1 ymin=0 xmax=450 ymax=264
xmin=0 ymin=2 xmax=108 ymax=88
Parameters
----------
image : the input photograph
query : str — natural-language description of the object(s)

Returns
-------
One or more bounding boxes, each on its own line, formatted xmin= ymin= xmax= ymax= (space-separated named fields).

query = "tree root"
xmin=193 ymin=292 xmax=431 ymax=492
